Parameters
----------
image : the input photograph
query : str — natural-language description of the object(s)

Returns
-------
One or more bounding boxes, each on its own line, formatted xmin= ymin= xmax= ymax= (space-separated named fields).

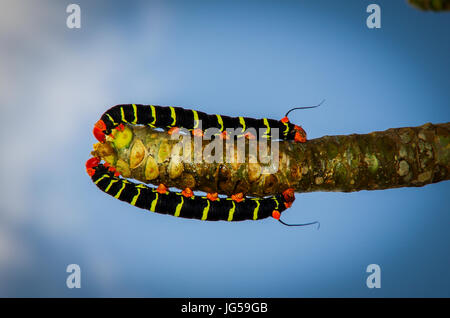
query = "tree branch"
xmin=92 ymin=122 xmax=450 ymax=197
xmin=408 ymin=0 xmax=450 ymax=11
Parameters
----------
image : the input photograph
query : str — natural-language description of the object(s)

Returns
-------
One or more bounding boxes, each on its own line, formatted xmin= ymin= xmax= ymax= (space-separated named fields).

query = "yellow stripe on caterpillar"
xmin=94 ymin=174 xmax=109 ymax=185
xmin=104 ymin=179 xmax=118 ymax=192
xmin=283 ymin=121 xmax=289 ymax=136
xmin=253 ymin=199 xmax=260 ymax=220
xmin=150 ymin=105 xmax=156 ymax=127
xmin=174 ymin=196 xmax=184 ymax=217
xmin=130 ymin=187 xmax=141 ymax=206
xmin=169 ymin=106 xmax=176 ymax=127
xmin=114 ymin=181 xmax=127 ymax=199
xmin=263 ymin=118 xmax=270 ymax=138
xmin=106 ymin=113 xmax=118 ymax=126
xmin=150 ymin=193 xmax=158 ymax=212
xmin=192 ymin=110 xmax=200 ymax=129
xmin=132 ymin=104 xmax=138 ymax=125
xmin=216 ymin=114 xmax=224 ymax=132
xmin=227 ymin=201 xmax=236 ymax=221
xmin=201 ymin=199 xmax=210 ymax=221
xmin=239 ymin=116 xmax=246 ymax=131
xmin=120 ymin=107 xmax=128 ymax=123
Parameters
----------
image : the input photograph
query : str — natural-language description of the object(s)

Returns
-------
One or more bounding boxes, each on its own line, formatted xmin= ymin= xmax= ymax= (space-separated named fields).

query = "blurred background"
xmin=0 ymin=0 xmax=449 ymax=297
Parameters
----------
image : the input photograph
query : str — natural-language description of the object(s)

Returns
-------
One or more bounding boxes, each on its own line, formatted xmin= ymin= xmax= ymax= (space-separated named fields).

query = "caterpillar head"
xmin=93 ymin=120 xmax=107 ymax=143
xmin=294 ymin=125 xmax=307 ymax=143
xmin=282 ymin=188 xmax=295 ymax=208
xmin=85 ymin=157 xmax=100 ymax=176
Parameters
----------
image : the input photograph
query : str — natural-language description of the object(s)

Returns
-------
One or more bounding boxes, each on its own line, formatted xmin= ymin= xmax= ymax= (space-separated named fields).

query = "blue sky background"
xmin=0 ymin=0 xmax=449 ymax=297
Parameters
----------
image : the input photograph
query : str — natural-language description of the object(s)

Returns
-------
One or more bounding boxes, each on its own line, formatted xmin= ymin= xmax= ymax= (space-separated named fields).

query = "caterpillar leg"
xmin=157 ymin=183 xmax=168 ymax=194
xmin=244 ymin=132 xmax=256 ymax=140
xmin=207 ymin=192 xmax=218 ymax=201
xmin=231 ymin=192 xmax=244 ymax=202
xmin=192 ymin=129 xmax=203 ymax=137
xmin=168 ymin=127 xmax=179 ymax=135
xmin=219 ymin=131 xmax=229 ymax=140
xmin=182 ymin=188 xmax=194 ymax=197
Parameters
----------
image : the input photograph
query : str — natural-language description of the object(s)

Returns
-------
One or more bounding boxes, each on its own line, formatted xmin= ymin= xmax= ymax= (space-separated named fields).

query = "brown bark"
xmin=92 ymin=122 xmax=450 ymax=197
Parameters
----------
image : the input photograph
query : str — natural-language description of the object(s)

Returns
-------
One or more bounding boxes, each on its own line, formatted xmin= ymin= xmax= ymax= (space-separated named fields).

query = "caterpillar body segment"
xmin=94 ymin=104 xmax=308 ymax=144
xmin=88 ymin=161 xmax=295 ymax=222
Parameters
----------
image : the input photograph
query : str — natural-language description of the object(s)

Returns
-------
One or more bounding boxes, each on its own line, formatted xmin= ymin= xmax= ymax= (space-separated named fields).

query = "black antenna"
xmin=284 ymin=99 xmax=325 ymax=118
xmin=278 ymin=219 xmax=321 ymax=229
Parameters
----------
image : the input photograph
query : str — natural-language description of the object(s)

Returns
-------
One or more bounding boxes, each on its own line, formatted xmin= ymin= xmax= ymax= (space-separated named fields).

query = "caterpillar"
xmin=86 ymin=158 xmax=295 ymax=222
xmin=92 ymin=104 xmax=313 ymax=144
xmin=88 ymin=103 xmax=321 ymax=225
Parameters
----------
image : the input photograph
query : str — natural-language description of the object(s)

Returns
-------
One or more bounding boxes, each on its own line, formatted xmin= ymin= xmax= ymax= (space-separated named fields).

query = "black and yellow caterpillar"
xmin=93 ymin=104 xmax=308 ymax=143
xmin=88 ymin=103 xmax=320 ymax=225
xmin=88 ymin=160 xmax=294 ymax=222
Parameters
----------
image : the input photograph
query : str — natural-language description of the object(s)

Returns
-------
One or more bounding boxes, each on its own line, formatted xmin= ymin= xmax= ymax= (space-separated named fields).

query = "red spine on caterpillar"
xmin=93 ymin=120 xmax=107 ymax=143
xmin=294 ymin=125 xmax=307 ymax=143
